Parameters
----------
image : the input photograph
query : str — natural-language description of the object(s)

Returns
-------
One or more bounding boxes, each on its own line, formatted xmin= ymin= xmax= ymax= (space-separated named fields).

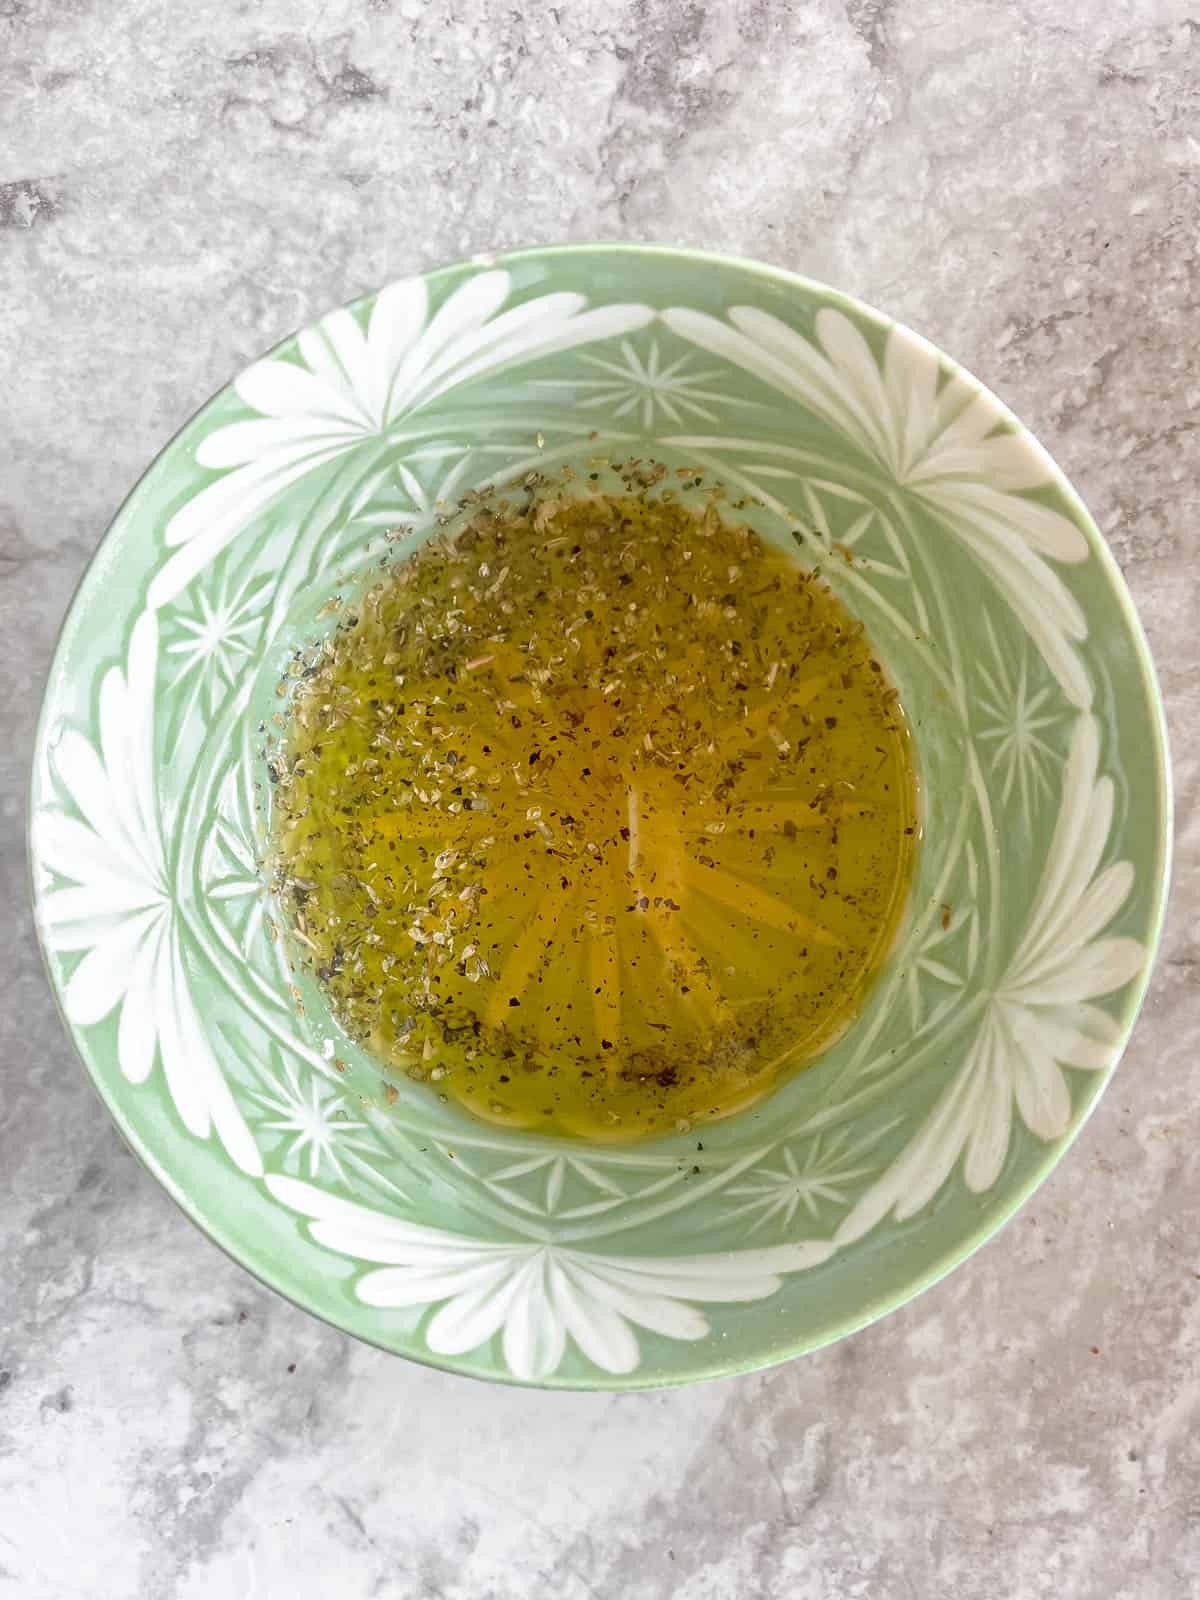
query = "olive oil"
xmin=269 ymin=483 xmax=917 ymax=1139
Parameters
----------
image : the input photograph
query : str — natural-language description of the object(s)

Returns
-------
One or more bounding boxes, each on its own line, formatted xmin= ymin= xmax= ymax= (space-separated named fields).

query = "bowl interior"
xmin=30 ymin=246 xmax=1169 ymax=1386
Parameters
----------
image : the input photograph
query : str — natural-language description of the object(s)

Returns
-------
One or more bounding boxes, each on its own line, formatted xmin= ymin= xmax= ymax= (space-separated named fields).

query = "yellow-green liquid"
xmin=269 ymin=487 xmax=917 ymax=1139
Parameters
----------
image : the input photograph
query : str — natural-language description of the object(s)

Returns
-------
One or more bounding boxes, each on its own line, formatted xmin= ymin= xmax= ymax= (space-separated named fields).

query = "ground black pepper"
xmin=268 ymin=475 xmax=917 ymax=1139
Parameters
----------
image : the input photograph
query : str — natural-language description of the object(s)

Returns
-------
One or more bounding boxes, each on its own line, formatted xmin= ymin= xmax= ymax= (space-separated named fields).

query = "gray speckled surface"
xmin=2 ymin=2 xmax=1198 ymax=1595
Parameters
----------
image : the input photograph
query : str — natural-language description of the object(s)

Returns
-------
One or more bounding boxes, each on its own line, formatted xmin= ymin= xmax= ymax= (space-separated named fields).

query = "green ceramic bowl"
xmin=30 ymin=245 xmax=1170 ymax=1387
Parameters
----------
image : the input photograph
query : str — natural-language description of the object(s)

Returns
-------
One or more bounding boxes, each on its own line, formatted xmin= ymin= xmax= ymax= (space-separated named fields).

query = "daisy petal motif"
xmin=33 ymin=616 xmax=261 ymax=1175
xmin=147 ymin=273 xmax=655 ymax=608
xmin=660 ymin=303 xmax=1092 ymax=708
xmin=268 ymin=1175 xmax=833 ymax=1380
xmin=836 ymin=715 xmax=1143 ymax=1243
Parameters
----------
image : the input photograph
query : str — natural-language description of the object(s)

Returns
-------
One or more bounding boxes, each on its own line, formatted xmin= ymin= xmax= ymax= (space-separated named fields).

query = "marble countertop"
xmin=3 ymin=2 xmax=1197 ymax=1595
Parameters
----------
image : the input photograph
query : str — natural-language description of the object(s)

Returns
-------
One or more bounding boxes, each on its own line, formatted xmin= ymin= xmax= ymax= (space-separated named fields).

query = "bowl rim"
xmin=28 ymin=240 xmax=1173 ymax=1388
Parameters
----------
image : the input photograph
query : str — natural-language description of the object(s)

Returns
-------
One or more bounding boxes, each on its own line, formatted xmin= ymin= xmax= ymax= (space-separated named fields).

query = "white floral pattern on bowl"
xmin=31 ymin=247 xmax=1169 ymax=1387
